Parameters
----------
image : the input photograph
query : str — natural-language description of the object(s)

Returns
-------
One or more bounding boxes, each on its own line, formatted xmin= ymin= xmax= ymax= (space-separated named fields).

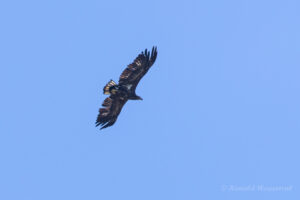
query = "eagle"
xmin=96 ymin=46 xmax=158 ymax=129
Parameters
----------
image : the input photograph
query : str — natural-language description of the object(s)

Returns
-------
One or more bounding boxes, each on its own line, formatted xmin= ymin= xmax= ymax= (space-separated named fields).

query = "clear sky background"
xmin=0 ymin=0 xmax=299 ymax=199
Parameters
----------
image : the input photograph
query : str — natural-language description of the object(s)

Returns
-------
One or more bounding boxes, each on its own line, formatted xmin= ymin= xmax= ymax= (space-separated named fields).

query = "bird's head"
xmin=132 ymin=95 xmax=143 ymax=100
xmin=138 ymin=96 xmax=143 ymax=100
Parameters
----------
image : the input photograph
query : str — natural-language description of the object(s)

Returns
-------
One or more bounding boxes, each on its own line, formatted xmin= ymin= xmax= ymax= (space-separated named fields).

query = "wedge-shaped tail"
xmin=103 ymin=80 xmax=117 ymax=95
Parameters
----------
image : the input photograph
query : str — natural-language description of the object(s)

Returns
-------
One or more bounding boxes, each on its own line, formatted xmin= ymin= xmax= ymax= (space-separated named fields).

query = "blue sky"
xmin=0 ymin=0 xmax=299 ymax=199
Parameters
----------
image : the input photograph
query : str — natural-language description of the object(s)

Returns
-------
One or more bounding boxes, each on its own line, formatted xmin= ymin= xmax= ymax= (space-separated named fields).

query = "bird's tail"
xmin=103 ymin=80 xmax=117 ymax=95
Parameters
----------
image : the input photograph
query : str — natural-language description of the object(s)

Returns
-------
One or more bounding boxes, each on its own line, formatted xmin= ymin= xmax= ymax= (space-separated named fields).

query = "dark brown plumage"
xmin=96 ymin=47 xmax=158 ymax=129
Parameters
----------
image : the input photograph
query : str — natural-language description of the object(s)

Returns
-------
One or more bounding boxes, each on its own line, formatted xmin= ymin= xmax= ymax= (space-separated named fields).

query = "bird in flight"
xmin=96 ymin=47 xmax=158 ymax=129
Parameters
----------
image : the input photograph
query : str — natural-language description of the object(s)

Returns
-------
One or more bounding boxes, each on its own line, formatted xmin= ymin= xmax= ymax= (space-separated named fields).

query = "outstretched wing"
xmin=95 ymin=95 xmax=128 ymax=129
xmin=119 ymin=46 xmax=157 ymax=91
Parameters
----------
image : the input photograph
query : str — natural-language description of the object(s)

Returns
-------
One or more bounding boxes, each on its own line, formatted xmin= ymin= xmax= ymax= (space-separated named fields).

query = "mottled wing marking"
xmin=136 ymin=60 xmax=142 ymax=66
xmin=126 ymin=84 xmax=132 ymax=90
xmin=119 ymin=47 xmax=157 ymax=87
xmin=96 ymin=96 xmax=128 ymax=129
xmin=102 ymin=97 xmax=112 ymax=106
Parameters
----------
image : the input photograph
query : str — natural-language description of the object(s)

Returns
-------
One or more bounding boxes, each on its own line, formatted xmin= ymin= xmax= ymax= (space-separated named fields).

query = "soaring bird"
xmin=96 ymin=47 xmax=158 ymax=129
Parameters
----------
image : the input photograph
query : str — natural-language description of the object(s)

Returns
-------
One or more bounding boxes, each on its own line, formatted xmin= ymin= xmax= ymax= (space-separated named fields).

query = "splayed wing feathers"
xmin=119 ymin=46 xmax=157 ymax=87
xmin=96 ymin=96 xmax=128 ymax=129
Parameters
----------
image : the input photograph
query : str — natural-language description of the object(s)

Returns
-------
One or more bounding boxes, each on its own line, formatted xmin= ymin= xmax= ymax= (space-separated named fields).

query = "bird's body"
xmin=104 ymin=81 xmax=140 ymax=100
xmin=96 ymin=47 xmax=157 ymax=129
